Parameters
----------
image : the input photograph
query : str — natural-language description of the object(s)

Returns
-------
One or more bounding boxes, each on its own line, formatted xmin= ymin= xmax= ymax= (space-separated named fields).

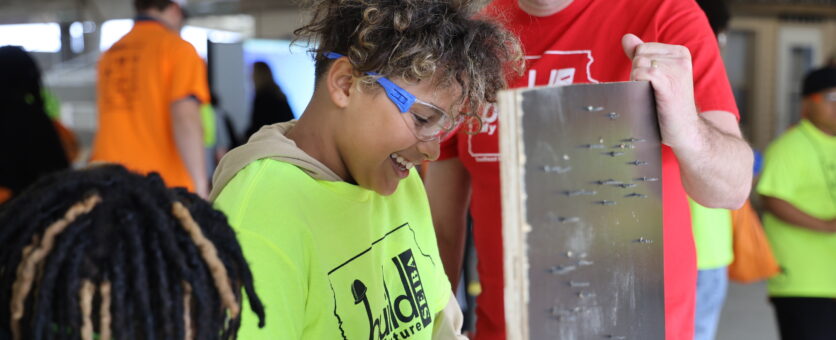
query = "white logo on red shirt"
xmin=467 ymin=50 xmax=598 ymax=162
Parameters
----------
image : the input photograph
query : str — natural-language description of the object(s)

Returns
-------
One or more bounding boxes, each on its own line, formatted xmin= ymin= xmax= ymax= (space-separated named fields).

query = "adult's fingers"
xmin=621 ymin=33 xmax=643 ymax=60
xmin=634 ymin=43 xmax=685 ymax=56
xmin=632 ymin=53 xmax=680 ymax=70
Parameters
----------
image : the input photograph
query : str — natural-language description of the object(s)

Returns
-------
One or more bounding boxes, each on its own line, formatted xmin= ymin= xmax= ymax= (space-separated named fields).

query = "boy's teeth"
xmin=391 ymin=153 xmax=414 ymax=170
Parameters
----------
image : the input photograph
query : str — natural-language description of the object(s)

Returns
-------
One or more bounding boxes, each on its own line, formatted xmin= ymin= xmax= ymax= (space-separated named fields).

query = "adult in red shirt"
xmin=425 ymin=0 xmax=753 ymax=339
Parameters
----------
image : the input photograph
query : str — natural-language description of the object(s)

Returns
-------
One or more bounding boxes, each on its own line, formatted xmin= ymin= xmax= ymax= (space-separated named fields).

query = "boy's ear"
xmin=326 ymin=58 xmax=355 ymax=109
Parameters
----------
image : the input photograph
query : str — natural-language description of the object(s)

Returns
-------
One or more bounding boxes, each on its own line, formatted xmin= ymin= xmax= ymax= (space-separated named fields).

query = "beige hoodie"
xmin=209 ymin=121 xmax=467 ymax=339
xmin=209 ymin=121 xmax=340 ymax=201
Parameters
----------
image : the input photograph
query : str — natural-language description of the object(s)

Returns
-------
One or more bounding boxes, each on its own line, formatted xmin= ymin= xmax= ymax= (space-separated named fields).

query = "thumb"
xmin=621 ymin=33 xmax=644 ymax=60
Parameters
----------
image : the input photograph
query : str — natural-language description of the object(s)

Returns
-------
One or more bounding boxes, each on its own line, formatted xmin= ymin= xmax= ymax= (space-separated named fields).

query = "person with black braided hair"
xmin=0 ymin=45 xmax=69 ymax=204
xmin=208 ymin=0 xmax=522 ymax=338
xmin=0 ymin=165 xmax=265 ymax=340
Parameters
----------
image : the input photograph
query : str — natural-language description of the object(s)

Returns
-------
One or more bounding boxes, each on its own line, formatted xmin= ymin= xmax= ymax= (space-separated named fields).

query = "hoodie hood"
xmin=209 ymin=121 xmax=342 ymax=201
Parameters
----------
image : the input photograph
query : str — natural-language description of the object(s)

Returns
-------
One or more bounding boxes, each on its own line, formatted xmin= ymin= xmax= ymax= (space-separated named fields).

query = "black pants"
xmin=770 ymin=297 xmax=836 ymax=340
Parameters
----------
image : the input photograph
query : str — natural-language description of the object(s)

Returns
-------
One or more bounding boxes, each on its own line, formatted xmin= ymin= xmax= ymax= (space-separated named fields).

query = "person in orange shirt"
xmin=92 ymin=0 xmax=209 ymax=197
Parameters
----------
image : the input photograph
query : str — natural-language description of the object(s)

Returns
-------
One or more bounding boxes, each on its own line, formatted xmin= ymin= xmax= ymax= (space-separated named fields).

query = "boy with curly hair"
xmin=209 ymin=0 xmax=522 ymax=338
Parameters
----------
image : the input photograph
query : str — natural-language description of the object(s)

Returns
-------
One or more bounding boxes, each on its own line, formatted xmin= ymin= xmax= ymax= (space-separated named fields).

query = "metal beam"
xmin=730 ymin=1 xmax=836 ymax=17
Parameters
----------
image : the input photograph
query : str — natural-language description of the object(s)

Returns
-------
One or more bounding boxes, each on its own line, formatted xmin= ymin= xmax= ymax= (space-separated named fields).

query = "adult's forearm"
xmin=425 ymin=158 xmax=472 ymax=291
xmin=619 ymin=36 xmax=753 ymax=209
xmin=435 ymin=219 xmax=468 ymax=290
xmin=671 ymin=112 xmax=753 ymax=209
xmin=172 ymin=99 xmax=208 ymax=198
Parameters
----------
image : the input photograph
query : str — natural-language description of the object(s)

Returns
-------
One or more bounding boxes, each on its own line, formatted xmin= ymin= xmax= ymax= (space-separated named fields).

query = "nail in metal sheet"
xmin=569 ymin=281 xmax=591 ymax=288
xmin=549 ymin=265 xmax=577 ymax=275
xmin=582 ymin=144 xmax=606 ymax=149
xmin=557 ymin=216 xmax=581 ymax=223
xmin=564 ymin=190 xmax=597 ymax=197
xmin=577 ymin=260 xmax=595 ymax=267
xmin=633 ymin=237 xmax=653 ymax=244
xmin=542 ymin=165 xmax=572 ymax=174
xmin=597 ymin=179 xmax=622 ymax=185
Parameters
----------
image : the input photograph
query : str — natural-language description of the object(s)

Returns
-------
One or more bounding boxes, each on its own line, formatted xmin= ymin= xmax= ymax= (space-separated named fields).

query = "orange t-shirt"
xmin=91 ymin=20 xmax=209 ymax=191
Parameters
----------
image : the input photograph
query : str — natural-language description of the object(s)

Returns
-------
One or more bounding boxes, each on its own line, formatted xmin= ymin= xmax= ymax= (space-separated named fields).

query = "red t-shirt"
xmin=439 ymin=0 xmax=738 ymax=339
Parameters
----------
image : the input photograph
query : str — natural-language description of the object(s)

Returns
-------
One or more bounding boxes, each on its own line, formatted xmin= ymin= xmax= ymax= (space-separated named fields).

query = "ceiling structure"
xmin=0 ymin=0 xmax=303 ymax=25
xmin=730 ymin=0 xmax=836 ymax=17
xmin=1 ymin=0 xmax=833 ymax=26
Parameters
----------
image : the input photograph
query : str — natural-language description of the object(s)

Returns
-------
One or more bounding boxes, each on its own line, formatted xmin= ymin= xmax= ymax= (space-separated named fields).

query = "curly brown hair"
xmin=294 ymin=0 xmax=523 ymax=117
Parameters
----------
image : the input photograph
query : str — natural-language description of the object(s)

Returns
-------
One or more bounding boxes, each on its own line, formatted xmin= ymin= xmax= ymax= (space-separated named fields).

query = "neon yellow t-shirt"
xmin=757 ymin=119 xmax=836 ymax=298
xmin=215 ymin=159 xmax=452 ymax=339
xmin=42 ymin=89 xmax=61 ymax=120
xmin=200 ymin=103 xmax=217 ymax=147
xmin=689 ymin=198 xmax=733 ymax=270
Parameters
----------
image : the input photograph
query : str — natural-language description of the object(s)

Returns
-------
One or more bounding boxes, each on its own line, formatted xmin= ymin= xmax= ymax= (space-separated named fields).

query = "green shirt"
xmin=215 ymin=159 xmax=451 ymax=339
xmin=200 ymin=103 xmax=217 ymax=147
xmin=689 ymin=198 xmax=733 ymax=270
xmin=757 ymin=120 xmax=836 ymax=298
xmin=42 ymin=89 xmax=61 ymax=120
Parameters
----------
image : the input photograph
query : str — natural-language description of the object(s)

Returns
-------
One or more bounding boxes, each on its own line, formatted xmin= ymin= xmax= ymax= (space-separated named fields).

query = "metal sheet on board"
xmin=519 ymin=82 xmax=665 ymax=340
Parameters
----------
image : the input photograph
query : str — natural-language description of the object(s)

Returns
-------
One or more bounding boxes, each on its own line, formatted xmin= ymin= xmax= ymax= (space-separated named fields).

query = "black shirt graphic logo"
xmin=328 ymin=223 xmax=436 ymax=340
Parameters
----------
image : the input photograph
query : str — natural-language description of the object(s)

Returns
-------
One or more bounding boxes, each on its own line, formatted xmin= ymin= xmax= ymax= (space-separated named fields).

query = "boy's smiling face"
xmin=338 ymin=76 xmax=461 ymax=196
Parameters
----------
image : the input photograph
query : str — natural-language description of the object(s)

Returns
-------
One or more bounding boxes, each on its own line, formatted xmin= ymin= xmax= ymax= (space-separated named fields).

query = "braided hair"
xmin=0 ymin=165 xmax=265 ymax=340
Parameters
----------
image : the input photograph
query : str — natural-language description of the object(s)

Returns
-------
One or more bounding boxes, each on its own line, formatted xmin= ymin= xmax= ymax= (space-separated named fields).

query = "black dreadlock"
xmin=0 ymin=165 xmax=265 ymax=340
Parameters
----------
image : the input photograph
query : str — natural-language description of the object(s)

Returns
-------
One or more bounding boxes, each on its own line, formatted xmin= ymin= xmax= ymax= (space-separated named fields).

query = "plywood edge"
xmin=498 ymin=89 xmax=529 ymax=340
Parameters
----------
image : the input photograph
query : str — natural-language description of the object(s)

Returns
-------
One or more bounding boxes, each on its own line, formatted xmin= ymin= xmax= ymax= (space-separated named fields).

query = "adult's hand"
xmin=620 ymin=33 xmax=753 ymax=209
xmin=621 ymin=33 xmax=698 ymax=149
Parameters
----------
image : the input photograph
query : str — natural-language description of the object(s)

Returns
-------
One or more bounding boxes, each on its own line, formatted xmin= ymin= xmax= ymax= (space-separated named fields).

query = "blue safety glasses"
xmin=324 ymin=52 xmax=463 ymax=141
